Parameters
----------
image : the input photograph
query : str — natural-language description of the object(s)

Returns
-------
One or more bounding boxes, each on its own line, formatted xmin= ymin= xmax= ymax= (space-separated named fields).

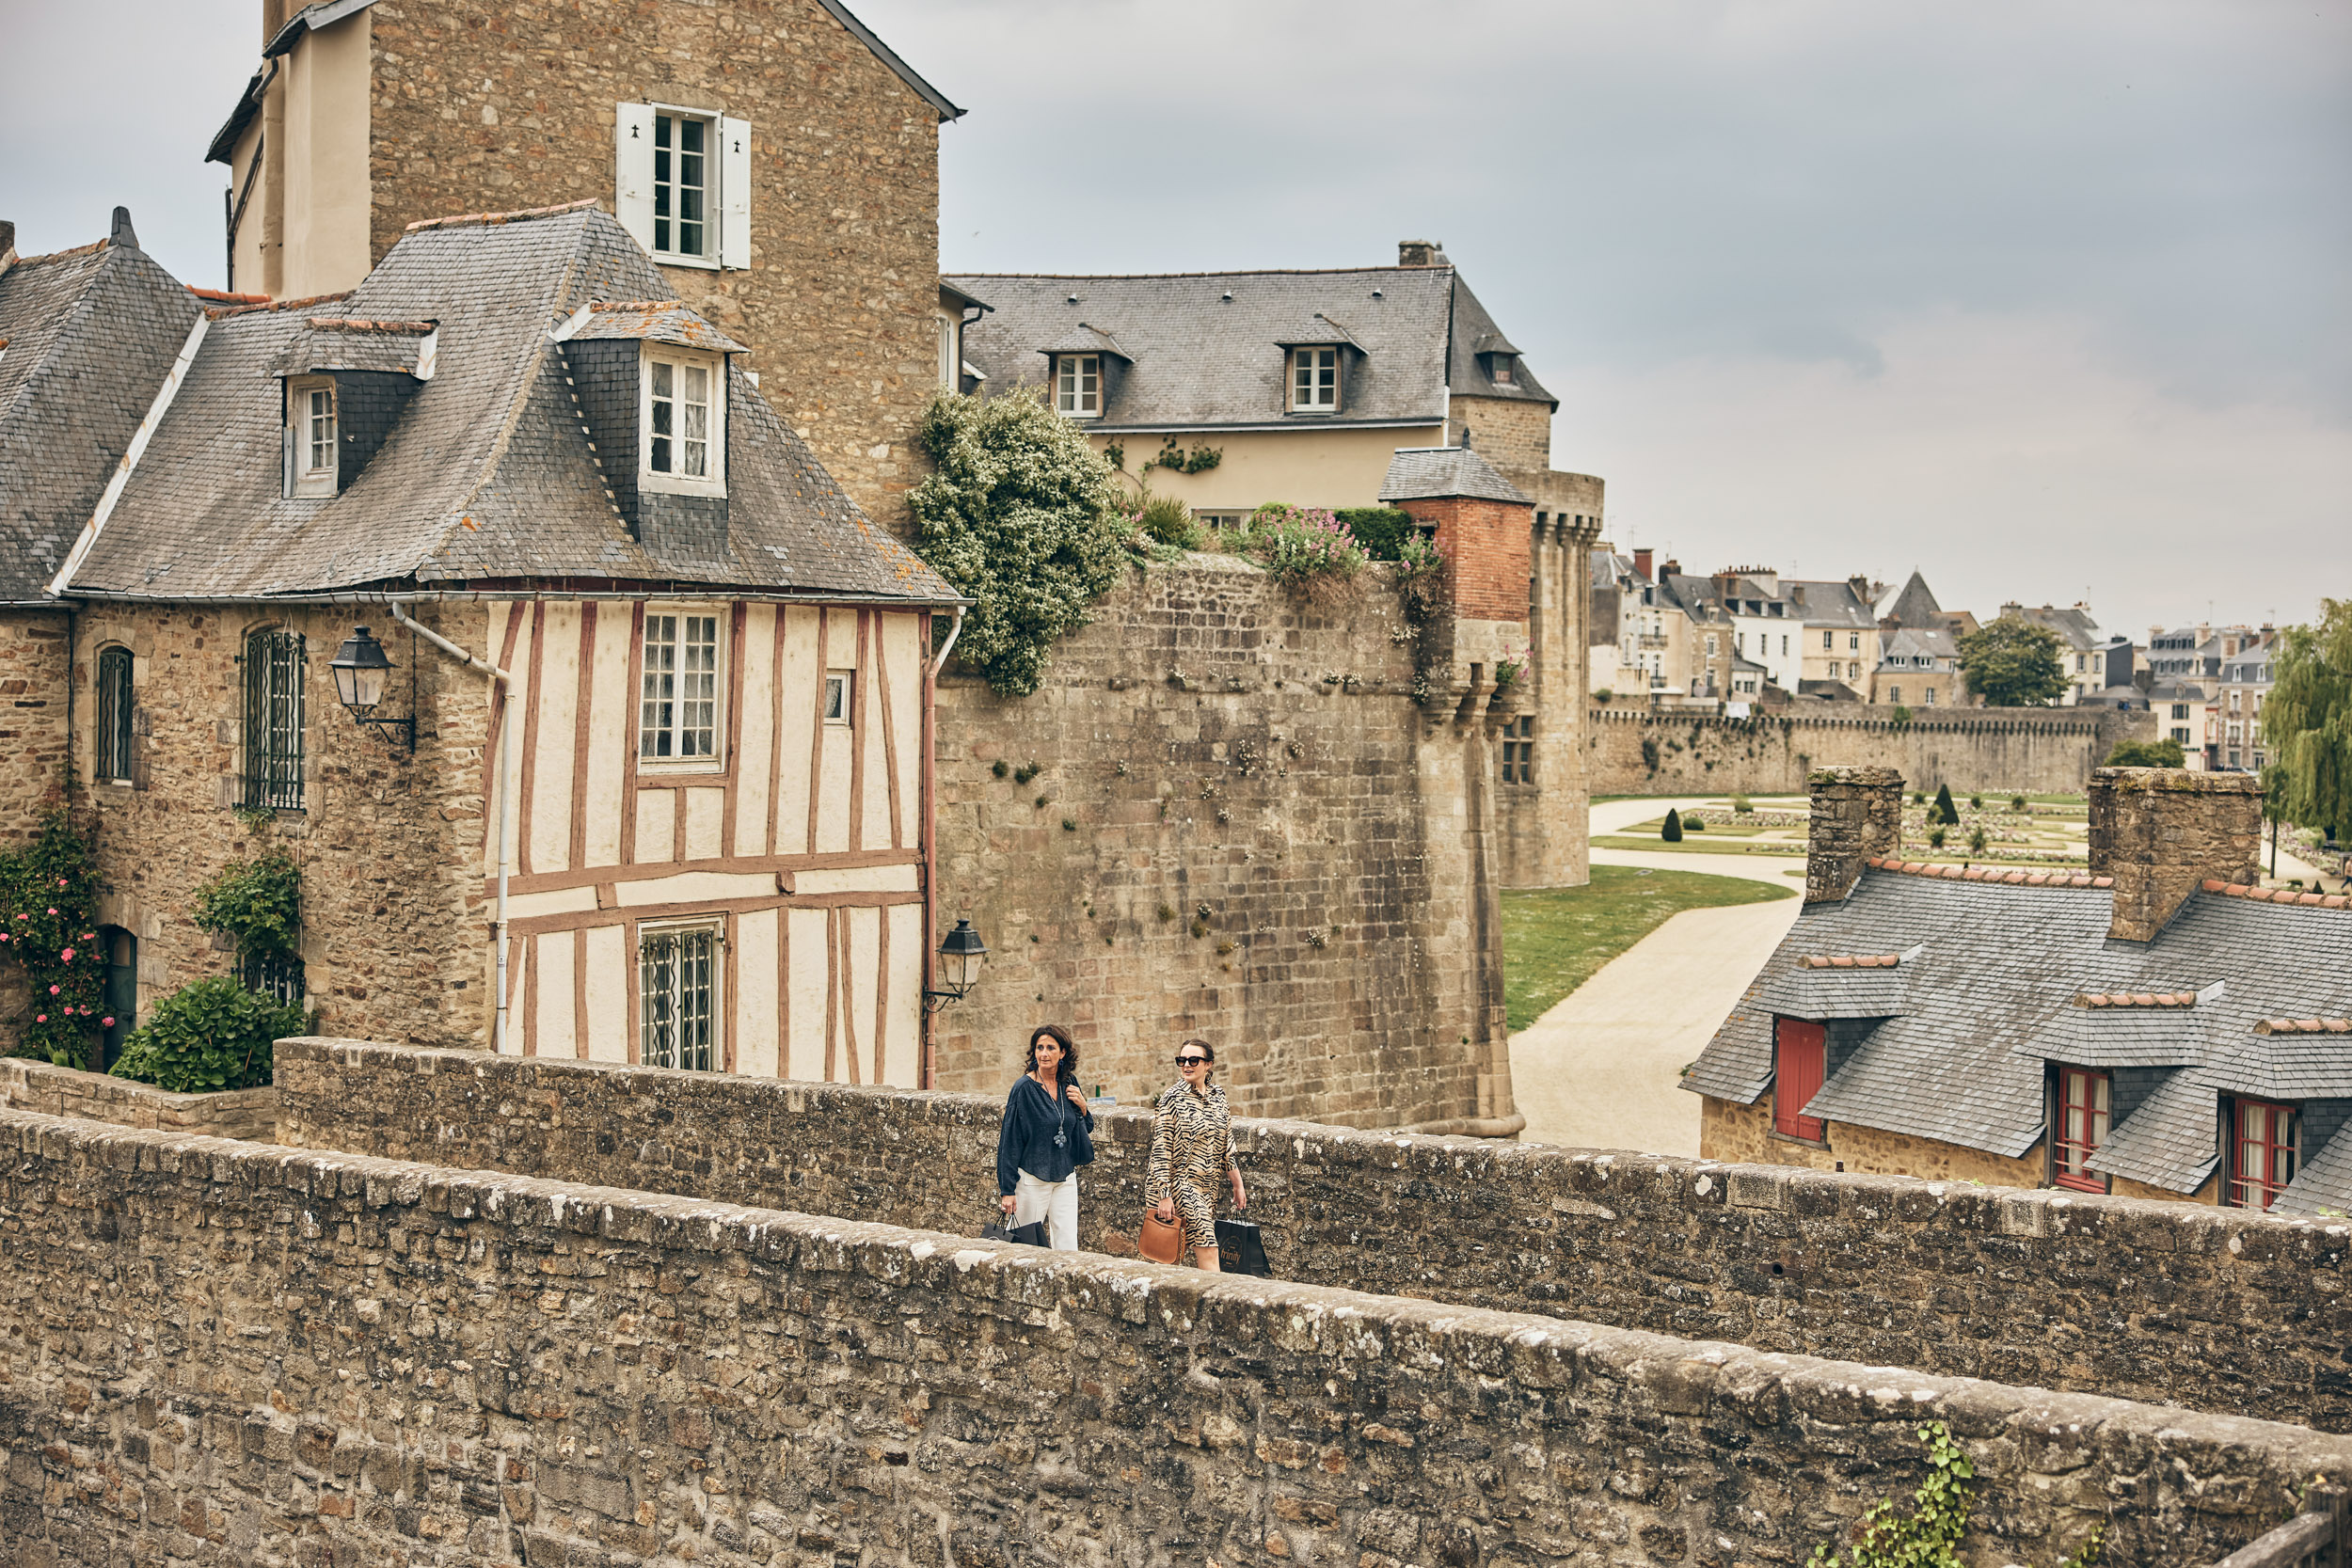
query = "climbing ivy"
xmin=0 ymin=813 xmax=107 ymax=1069
xmin=1811 ymin=1423 xmax=2105 ymax=1568
xmin=191 ymin=847 xmax=303 ymax=958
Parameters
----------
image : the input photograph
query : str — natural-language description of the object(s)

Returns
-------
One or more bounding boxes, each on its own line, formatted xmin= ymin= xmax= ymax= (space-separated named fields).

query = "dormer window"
xmin=1056 ymin=354 xmax=1100 ymax=417
xmin=1490 ymin=355 xmax=1516 ymax=386
xmin=289 ymin=376 xmax=338 ymax=498
xmin=642 ymin=346 xmax=725 ymax=495
xmin=1290 ymin=346 xmax=1339 ymax=412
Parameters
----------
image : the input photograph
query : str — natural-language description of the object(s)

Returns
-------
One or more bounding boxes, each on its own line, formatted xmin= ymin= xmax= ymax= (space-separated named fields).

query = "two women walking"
xmin=992 ymin=1025 xmax=1247 ymax=1269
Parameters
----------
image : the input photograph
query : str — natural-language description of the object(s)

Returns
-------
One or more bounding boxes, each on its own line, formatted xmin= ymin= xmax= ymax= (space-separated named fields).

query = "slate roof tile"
xmin=1377 ymin=446 xmax=1527 ymax=506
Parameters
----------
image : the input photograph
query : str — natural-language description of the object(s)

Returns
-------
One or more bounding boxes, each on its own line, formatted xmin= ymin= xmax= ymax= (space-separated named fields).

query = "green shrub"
xmin=1890 ymin=705 xmax=1914 ymax=726
xmin=0 ymin=813 xmax=105 ymax=1068
xmin=1968 ymin=794 xmax=1983 ymax=810
xmin=1932 ymin=784 xmax=1960 ymax=825
xmin=1928 ymin=826 xmax=1947 ymax=849
xmin=1661 ymin=808 xmax=1683 ymax=843
xmin=1334 ymin=507 xmax=1420 ymax=562
xmin=1392 ymin=531 xmax=1449 ymax=626
xmin=109 ymin=975 xmax=307 ymax=1093
xmin=2010 ymin=794 xmax=2027 ymax=812
xmin=1128 ymin=490 xmax=1202 ymax=550
xmin=192 ymin=847 xmax=302 ymax=958
xmin=1685 ymin=815 xmax=1708 ymax=832
xmin=908 ymin=389 xmax=1131 ymax=696
xmin=1595 ymin=688 xmax=1613 ymax=702
xmin=1730 ymin=795 xmax=1753 ymax=814
xmin=2105 ymin=737 xmax=2187 ymax=768
xmin=1968 ymin=825 xmax=1988 ymax=855
xmin=1235 ymin=503 xmax=1369 ymax=598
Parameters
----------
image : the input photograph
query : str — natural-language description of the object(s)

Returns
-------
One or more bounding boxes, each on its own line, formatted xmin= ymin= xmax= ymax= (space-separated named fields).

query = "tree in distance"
xmin=1931 ymin=784 xmax=1961 ymax=825
xmin=1661 ymin=807 xmax=1683 ymax=843
xmin=2105 ymin=737 xmax=2187 ymax=768
xmin=1958 ymin=618 xmax=2069 ymax=706
xmin=2265 ymin=597 xmax=2352 ymax=844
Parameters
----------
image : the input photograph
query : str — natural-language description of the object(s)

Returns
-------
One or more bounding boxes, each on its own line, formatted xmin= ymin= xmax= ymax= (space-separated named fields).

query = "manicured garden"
xmin=1502 ymin=865 xmax=1794 ymax=1031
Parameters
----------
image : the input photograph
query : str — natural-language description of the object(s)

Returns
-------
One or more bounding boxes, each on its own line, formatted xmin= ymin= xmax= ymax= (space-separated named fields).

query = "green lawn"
xmin=1591 ymin=834 xmax=1807 ymax=856
xmin=1502 ymin=866 xmax=1795 ymax=1032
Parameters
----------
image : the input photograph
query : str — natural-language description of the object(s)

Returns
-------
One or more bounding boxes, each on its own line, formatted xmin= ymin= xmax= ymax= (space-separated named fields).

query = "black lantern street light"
xmin=327 ymin=626 xmax=416 ymax=752
xmin=925 ymin=918 xmax=988 ymax=1013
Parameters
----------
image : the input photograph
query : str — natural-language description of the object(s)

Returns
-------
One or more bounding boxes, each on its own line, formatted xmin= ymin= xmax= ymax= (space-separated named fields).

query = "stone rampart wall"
xmin=0 ymin=1057 xmax=278 ymax=1140
xmin=1587 ymin=703 xmax=2158 ymax=796
xmin=3 ymin=1104 xmax=2341 ymax=1567
xmin=275 ymin=1038 xmax=2352 ymax=1433
xmin=930 ymin=553 xmax=1510 ymax=1129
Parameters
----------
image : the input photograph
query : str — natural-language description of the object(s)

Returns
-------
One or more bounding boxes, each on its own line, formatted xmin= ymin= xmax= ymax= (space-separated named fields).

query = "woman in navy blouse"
xmin=994 ymin=1023 xmax=1095 ymax=1249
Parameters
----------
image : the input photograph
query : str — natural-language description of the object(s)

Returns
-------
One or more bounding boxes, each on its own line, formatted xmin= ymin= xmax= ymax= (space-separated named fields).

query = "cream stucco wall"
xmin=482 ymin=599 xmax=931 ymax=1086
xmin=1087 ymin=423 xmax=1444 ymax=515
xmin=227 ymin=11 xmax=373 ymax=299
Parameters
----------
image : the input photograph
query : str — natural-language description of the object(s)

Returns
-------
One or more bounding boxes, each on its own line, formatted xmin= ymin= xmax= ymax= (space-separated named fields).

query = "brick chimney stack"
xmin=0 ymin=220 xmax=16 ymax=281
xmin=2089 ymin=768 xmax=2264 ymax=941
xmin=1805 ymin=767 xmax=1904 ymax=903
xmin=1397 ymin=239 xmax=1446 ymax=267
xmin=1632 ymin=547 xmax=1653 ymax=582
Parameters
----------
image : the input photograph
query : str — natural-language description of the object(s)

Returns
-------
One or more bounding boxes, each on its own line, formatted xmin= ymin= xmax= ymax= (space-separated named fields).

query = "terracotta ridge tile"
xmin=592 ymin=299 xmax=684 ymax=312
xmin=405 ymin=197 xmax=603 ymax=233
xmin=10 ymin=238 xmax=108 ymax=266
xmin=206 ymin=290 xmax=355 ymax=321
xmin=305 ymin=316 xmax=437 ymax=334
xmin=189 ymin=287 xmax=268 ymax=304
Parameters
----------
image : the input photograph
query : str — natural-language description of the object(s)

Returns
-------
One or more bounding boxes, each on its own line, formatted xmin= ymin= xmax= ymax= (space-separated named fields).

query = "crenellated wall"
xmin=1587 ymin=701 xmax=2159 ymax=797
xmin=3 ymin=1101 xmax=2342 ymax=1567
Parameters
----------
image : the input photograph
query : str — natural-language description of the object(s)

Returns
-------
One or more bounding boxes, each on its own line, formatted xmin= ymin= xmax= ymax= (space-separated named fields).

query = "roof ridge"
xmin=405 ymin=198 xmax=602 ymax=234
xmin=2200 ymin=878 xmax=2351 ymax=910
xmin=1864 ymin=857 xmax=2110 ymax=889
xmin=305 ymin=316 xmax=437 ymax=334
xmin=2255 ymin=1017 xmax=2352 ymax=1035
xmin=7 ymin=238 xmax=109 ymax=268
xmin=206 ymin=291 xmax=354 ymax=321
xmin=2074 ymin=990 xmax=2200 ymax=1008
xmin=190 ymin=288 xmax=270 ymax=305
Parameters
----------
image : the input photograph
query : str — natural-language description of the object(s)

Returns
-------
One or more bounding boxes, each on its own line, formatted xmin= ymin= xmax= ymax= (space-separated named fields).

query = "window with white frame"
xmin=642 ymin=348 xmax=724 ymax=493
xmin=1290 ymin=346 xmax=1339 ymax=412
xmin=823 ymin=670 xmax=853 ymax=724
xmin=289 ymin=377 xmax=337 ymax=498
xmin=640 ymin=611 xmax=722 ymax=761
xmin=654 ymin=111 xmax=711 ymax=260
xmin=639 ymin=922 xmax=718 ymax=1071
xmin=1923 ymin=687 xmax=1936 ymax=705
xmin=1822 ymin=629 xmax=1834 ymax=650
xmin=1055 ymin=355 xmax=1101 ymax=417
xmin=937 ymin=314 xmax=958 ymax=389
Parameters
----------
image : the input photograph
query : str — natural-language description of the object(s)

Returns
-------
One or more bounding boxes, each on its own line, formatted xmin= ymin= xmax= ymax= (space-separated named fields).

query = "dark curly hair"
xmin=1024 ymin=1023 xmax=1078 ymax=1085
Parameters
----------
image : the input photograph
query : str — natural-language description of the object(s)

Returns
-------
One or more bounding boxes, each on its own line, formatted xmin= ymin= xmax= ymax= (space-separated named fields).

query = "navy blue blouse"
xmin=995 ymin=1074 xmax=1096 ymax=1195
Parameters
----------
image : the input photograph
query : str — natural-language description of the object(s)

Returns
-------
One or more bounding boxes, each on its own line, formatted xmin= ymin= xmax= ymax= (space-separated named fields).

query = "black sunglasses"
xmin=1176 ymin=1054 xmax=1209 ymax=1066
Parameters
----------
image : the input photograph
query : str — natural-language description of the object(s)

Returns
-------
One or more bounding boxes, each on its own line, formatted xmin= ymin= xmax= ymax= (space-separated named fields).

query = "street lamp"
xmin=327 ymin=626 xmax=416 ymax=752
xmin=925 ymin=918 xmax=988 ymax=1013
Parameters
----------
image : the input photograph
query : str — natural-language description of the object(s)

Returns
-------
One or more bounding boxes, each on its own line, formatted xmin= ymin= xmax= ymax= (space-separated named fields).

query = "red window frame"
xmin=2052 ymin=1066 xmax=2110 ymax=1193
xmin=2230 ymin=1099 xmax=2298 ymax=1210
xmin=1773 ymin=1018 xmax=1826 ymax=1141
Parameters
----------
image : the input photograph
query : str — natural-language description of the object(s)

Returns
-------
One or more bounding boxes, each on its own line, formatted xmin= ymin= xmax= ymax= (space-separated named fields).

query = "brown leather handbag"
xmin=1137 ymin=1205 xmax=1184 ymax=1264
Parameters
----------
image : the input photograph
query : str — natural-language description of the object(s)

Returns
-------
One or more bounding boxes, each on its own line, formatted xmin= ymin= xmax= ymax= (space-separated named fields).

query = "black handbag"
xmin=984 ymin=1216 xmax=1049 ymax=1247
xmin=1216 ymin=1218 xmax=1272 ymax=1277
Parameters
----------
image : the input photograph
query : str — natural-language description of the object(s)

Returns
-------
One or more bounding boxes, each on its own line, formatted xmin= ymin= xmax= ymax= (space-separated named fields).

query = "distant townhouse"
xmin=2216 ymin=634 xmax=2280 ymax=773
xmin=1870 ymin=625 xmax=1964 ymax=709
xmin=2150 ymin=677 xmax=2214 ymax=769
xmin=2001 ymin=602 xmax=2106 ymax=705
xmin=1687 ymin=767 xmax=2352 ymax=1211
xmin=26 ymin=202 xmax=961 ymax=1082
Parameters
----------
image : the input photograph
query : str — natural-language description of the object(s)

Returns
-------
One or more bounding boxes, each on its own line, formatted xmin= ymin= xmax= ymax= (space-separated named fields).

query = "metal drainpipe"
xmin=386 ymin=604 xmax=517 ymax=1053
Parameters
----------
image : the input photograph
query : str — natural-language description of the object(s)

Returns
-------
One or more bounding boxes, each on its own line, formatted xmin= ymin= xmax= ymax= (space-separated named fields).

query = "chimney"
xmin=2088 ymin=768 xmax=2263 ymax=942
xmin=1633 ymin=547 xmax=1653 ymax=582
xmin=1804 ymin=767 xmax=1904 ymax=903
xmin=1660 ymin=557 xmax=1680 ymax=579
xmin=1397 ymin=239 xmax=1445 ymax=267
xmin=110 ymin=206 xmax=138 ymax=251
xmin=0 ymin=219 xmax=15 ymax=281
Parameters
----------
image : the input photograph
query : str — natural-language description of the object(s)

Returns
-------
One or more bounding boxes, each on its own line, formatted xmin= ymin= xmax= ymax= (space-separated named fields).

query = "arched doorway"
xmin=100 ymin=927 xmax=136 ymax=1070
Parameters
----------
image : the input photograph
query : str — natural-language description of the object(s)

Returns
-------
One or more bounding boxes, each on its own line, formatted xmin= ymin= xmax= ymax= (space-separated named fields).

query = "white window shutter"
xmin=614 ymin=102 xmax=656 ymax=252
xmin=719 ymin=116 xmax=752 ymax=270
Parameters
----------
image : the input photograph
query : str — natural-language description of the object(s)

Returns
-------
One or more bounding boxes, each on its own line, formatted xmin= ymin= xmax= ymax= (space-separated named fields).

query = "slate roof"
xmin=553 ymin=300 xmax=748 ymax=355
xmin=1880 ymin=624 xmax=1958 ymax=666
xmin=270 ymin=318 xmax=437 ymax=377
xmin=1785 ymin=578 xmax=1874 ymax=629
xmin=1377 ymin=447 xmax=1527 ymax=506
xmin=1874 ymin=570 xmax=1942 ymax=627
xmin=58 ymin=203 xmax=954 ymax=604
xmin=0 ymin=226 xmax=202 ymax=604
xmin=1686 ymin=862 xmax=2352 ymax=1187
xmin=2005 ymin=603 xmax=2103 ymax=652
xmin=2013 ymin=990 xmax=2215 ymax=1068
xmin=1753 ymin=944 xmax=1921 ymax=1020
xmin=947 ymin=262 xmax=1550 ymax=433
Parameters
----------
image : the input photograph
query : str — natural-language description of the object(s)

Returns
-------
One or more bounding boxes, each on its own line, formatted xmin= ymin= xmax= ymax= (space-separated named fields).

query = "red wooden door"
xmin=1774 ymin=1018 xmax=1826 ymax=1140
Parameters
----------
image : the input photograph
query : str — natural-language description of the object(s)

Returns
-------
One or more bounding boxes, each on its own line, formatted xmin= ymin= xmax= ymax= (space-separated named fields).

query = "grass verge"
xmin=1502 ymin=865 xmax=1795 ymax=1032
xmin=1591 ymin=835 xmax=1807 ymax=856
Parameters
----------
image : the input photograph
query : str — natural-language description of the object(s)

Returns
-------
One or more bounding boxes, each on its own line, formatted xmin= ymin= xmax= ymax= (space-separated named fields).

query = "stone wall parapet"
xmin=274 ymin=1036 xmax=2352 ymax=1432
xmin=1 ymin=1101 xmax=2344 ymax=1565
xmin=0 ymin=1055 xmax=278 ymax=1140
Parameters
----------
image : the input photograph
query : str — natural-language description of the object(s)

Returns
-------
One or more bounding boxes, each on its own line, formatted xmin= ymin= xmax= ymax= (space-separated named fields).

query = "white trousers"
xmin=1013 ymin=1169 xmax=1080 ymax=1251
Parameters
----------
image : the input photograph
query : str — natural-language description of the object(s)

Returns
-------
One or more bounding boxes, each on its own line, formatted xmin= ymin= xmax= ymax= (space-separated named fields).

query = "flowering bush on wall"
xmin=1236 ymin=503 xmax=1369 ymax=600
xmin=0 ymin=814 xmax=107 ymax=1069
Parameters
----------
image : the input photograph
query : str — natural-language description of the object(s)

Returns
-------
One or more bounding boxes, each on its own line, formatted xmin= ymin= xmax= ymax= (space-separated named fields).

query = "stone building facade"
xmin=210 ymin=0 xmax=961 ymax=528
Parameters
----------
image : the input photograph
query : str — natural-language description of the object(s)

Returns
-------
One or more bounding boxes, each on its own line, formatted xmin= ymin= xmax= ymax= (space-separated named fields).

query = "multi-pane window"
xmin=1822 ymin=630 xmax=1835 ymax=650
xmin=1848 ymin=632 xmax=1860 ymax=651
xmin=2230 ymin=1099 xmax=2297 ymax=1210
xmin=289 ymin=378 xmax=337 ymax=498
xmin=1773 ymin=1018 xmax=1827 ymax=1141
xmin=1056 ymin=354 xmax=1100 ymax=417
xmin=646 ymin=356 xmax=714 ymax=481
xmin=242 ymin=629 xmax=305 ymax=810
xmin=1500 ymin=715 xmax=1535 ymax=784
xmin=1923 ymin=687 xmax=1936 ymax=705
xmin=1291 ymin=346 xmax=1339 ymax=410
xmin=2053 ymin=1067 xmax=2110 ymax=1192
xmin=1888 ymin=687 xmax=1900 ymax=704
xmin=653 ymin=112 xmax=709 ymax=259
xmin=2171 ymin=703 xmax=2190 ymax=721
xmin=2171 ymin=726 xmax=2191 ymax=744
xmin=823 ymin=670 xmax=853 ymax=724
xmin=640 ymin=612 xmax=721 ymax=760
xmin=95 ymin=646 xmax=134 ymax=784
xmin=640 ymin=924 xmax=717 ymax=1071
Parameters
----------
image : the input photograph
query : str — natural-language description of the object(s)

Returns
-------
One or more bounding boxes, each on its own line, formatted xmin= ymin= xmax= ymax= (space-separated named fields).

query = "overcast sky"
xmin=4 ymin=0 xmax=2344 ymax=638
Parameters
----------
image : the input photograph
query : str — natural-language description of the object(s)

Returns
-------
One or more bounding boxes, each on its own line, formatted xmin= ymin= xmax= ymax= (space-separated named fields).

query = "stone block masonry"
xmin=1 ymin=1104 xmax=2343 ymax=1566
xmin=0 ymin=609 xmax=71 ymax=1041
xmin=276 ymin=1037 xmax=2352 ymax=1433
xmin=930 ymin=553 xmax=1512 ymax=1130
xmin=1588 ymin=701 xmax=2159 ymax=797
xmin=0 ymin=1057 xmax=277 ymax=1140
